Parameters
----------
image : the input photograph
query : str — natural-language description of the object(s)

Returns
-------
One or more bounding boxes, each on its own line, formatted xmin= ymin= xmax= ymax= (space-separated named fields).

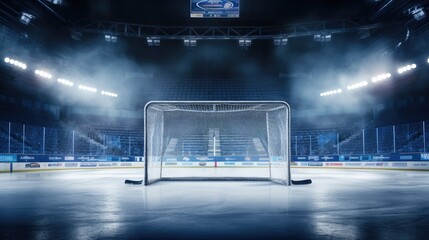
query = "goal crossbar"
xmin=144 ymin=101 xmax=291 ymax=185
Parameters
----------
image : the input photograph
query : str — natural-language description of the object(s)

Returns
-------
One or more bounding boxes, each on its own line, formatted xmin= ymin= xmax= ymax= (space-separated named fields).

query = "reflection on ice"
xmin=0 ymin=168 xmax=428 ymax=239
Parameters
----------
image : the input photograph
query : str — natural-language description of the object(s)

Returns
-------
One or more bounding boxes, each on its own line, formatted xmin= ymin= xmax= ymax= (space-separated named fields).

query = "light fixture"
xmin=347 ymin=81 xmax=368 ymax=90
xmin=320 ymin=89 xmax=342 ymax=97
xmin=408 ymin=6 xmax=425 ymax=21
xmin=46 ymin=0 xmax=63 ymax=5
xmin=57 ymin=78 xmax=74 ymax=87
xmin=371 ymin=73 xmax=391 ymax=83
xmin=397 ymin=64 xmax=416 ymax=74
xmin=78 ymin=85 xmax=97 ymax=93
xmin=101 ymin=91 xmax=118 ymax=98
xmin=147 ymin=37 xmax=160 ymax=46
xmin=274 ymin=38 xmax=288 ymax=46
xmin=70 ymin=30 xmax=82 ymax=41
xmin=238 ymin=39 xmax=252 ymax=47
xmin=314 ymin=34 xmax=331 ymax=42
xmin=184 ymin=39 xmax=197 ymax=47
xmin=4 ymin=57 xmax=27 ymax=70
xmin=104 ymin=35 xmax=118 ymax=43
xmin=35 ymin=69 xmax=53 ymax=79
xmin=20 ymin=12 xmax=34 ymax=25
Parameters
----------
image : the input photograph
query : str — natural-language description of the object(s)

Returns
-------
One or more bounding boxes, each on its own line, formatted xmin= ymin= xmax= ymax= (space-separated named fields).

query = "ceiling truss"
xmin=71 ymin=19 xmax=381 ymax=41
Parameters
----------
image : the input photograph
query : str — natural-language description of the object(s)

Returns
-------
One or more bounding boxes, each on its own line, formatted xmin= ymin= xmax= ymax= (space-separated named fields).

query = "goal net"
xmin=144 ymin=101 xmax=291 ymax=185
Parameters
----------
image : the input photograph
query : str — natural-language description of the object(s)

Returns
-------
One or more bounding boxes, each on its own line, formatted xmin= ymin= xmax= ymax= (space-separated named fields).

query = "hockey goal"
xmin=144 ymin=101 xmax=291 ymax=185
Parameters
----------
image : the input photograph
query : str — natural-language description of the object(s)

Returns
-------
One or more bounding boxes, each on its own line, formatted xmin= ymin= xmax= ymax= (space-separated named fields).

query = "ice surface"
xmin=0 ymin=168 xmax=428 ymax=239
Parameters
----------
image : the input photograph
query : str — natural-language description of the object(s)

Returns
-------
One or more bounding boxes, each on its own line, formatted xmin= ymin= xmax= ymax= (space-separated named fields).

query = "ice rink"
xmin=0 ymin=167 xmax=428 ymax=239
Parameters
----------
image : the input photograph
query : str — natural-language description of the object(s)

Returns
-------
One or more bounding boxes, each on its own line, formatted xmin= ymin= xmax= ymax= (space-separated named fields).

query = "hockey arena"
xmin=1 ymin=1 xmax=429 ymax=239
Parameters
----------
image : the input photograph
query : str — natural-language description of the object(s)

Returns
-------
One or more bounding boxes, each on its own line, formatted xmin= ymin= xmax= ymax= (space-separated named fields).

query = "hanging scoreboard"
xmin=190 ymin=0 xmax=240 ymax=18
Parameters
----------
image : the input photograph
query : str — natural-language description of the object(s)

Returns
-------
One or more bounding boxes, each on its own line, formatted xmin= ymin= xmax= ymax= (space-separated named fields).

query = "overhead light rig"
xmin=71 ymin=19 xmax=381 ymax=48
xmin=320 ymin=60 xmax=422 ymax=97
xmin=3 ymin=56 xmax=119 ymax=98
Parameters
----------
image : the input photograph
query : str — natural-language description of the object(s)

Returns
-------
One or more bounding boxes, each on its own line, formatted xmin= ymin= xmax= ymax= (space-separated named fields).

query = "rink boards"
xmin=294 ymin=161 xmax=429 ymax=170
xmin=0 ymin=162 xmax=144 ymax=173
xmin=1 ymin=161 xmax=429 ymax=173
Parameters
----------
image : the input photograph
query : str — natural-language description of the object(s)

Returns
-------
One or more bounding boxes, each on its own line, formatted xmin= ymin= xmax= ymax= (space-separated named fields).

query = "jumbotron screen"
xmin=190 ymin=0 xmax=240 ymax=18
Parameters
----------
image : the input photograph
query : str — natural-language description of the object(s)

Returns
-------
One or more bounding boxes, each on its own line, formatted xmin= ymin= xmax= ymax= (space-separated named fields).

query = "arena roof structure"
xmin=1 ymin=0 xmax=429 ymax=111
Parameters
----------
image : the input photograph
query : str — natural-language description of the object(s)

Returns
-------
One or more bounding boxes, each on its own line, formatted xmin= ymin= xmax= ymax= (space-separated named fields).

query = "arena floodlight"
xmin=101 ymin=91 xmax=118 ymax=98
xmin=78 ymin=84 xmax=97 ymax=93
xmin=35 ymin=69 xmax=52 ymax=79
xmin=239 ymin=39 xmax=252 ymax=47
xmin=371 ymin=73 xmax=391 ymax=83
xmin=105 ymin=35 xmax=118 ymax=43
xmin=314 ymin=34 xmax=331 ymax=42
xmin=20 ymin=12 xmax=34 ymax=25
xmin=320 ymin=88 xmax=342 ymax=97
xmin=4 ymin=57 xmax=27 ymax=70
xmin=147 ymin=37 xmax=160 ymax=46
xmin=397 ymin=64 xmax=416 ymax=74
xmin=70 ymin=30 xmax=82 ymax=41
xmin=184 ymin=39 xmax=197 ymax=47
xmin=57 ymin=78 xmax=74 ymax=87
xmin=408 ymin=6 xmax=425 ymax=21
xmin=274 ymin=38 xmax=288 ymax=46
xmin=46 ymin=0 xmax=63 ymax=5
xmin=347 ymin=81 xmax=368 ymax=90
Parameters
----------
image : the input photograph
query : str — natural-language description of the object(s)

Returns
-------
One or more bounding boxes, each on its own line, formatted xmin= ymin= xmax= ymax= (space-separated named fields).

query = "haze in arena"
xmin=0 ymin=0 xmax=429 ymax=239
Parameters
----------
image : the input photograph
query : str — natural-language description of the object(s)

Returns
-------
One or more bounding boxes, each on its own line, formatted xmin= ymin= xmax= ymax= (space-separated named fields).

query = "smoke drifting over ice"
xmin=285 ymin=37 xmax=396 ymax=116
xmin=52 ymin=35 xmax=396 ymax=117
xmin=1 ymin=22 xmax=399 ymax=117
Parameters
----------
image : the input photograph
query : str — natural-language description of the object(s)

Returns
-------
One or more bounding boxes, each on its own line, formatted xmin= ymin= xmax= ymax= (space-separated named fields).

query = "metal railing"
xmin=2 ymin=120 xmax=428 ymax=156
xmin=0 ymin=121 xmax=144 ymax=156
xmin=292 ymin=121 xmax=428 ymax=155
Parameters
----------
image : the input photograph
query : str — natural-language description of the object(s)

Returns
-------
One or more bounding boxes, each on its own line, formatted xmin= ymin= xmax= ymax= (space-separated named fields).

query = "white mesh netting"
xmin=144 ymin=101 xmax=290 ymax=185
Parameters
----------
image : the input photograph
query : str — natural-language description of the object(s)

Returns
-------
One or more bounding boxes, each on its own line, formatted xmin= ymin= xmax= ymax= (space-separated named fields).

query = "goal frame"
xmin=144 ymin=101 xmax=291 ymax=186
